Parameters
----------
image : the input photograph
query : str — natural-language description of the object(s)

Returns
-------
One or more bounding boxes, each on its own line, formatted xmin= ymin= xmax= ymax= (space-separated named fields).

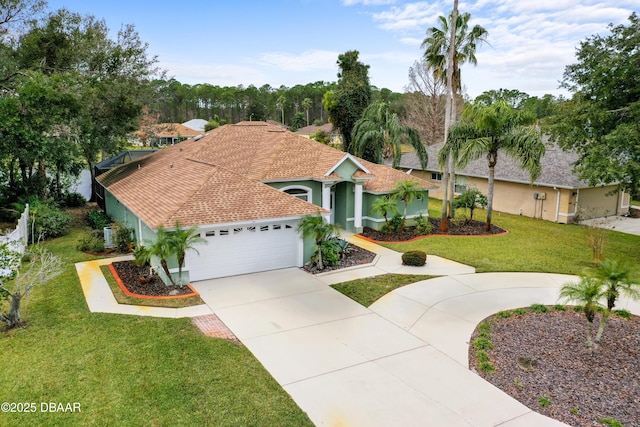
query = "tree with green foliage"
xmin=302 ymin=97 xmax=312 ymax=126
xmin=441 ymin=100 xmax=545 ymax=231
xmin=324 ymin=50 xmax=372 ymax=154
xmin=453 ymin=187 xmax=487 ymax=221
xmin=559 ymin=277 xmax=605 ymax=348
xmin=169 ymin=222 xmax=206 ymax=285
xmin=352 ymin=102 xmax=428 ymax=169
xmin=550 ymin=13 xmax=640 ymax=199
xmin=297 ymin=213 xmax=340 ymax=270
xmin=369 ymin=197 xmax=399 ymax=231
xmin=583 ymin=259 xmax=639 ymax=342
xmin=392 ymin=180 xmax=427 ymax=231
xmin=422 ymin=4 xmax=488 ymax=231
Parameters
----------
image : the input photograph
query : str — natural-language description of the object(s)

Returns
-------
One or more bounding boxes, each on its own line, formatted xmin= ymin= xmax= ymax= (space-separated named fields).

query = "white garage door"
xmin=187 ymin=220 xmax=300 ymax=281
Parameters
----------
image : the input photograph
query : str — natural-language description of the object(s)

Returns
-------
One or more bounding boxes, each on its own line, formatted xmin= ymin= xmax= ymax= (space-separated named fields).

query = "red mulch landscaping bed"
xmin=360 ymin=218 xmax=506 ymax=242
xmin=469 ymin=309 xmax=640 ymax=427
xmin=111 ymin=261 xmax=194 ymax=297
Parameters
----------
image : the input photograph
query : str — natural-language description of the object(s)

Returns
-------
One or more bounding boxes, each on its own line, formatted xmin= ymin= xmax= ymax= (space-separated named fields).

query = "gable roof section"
xmin=97 ymin=138 xmax=322 ymax=229
xmin=400 ymin=142 xmax=588 ymax=189
xmin=191 ymin=122 xmax=435 ymax=192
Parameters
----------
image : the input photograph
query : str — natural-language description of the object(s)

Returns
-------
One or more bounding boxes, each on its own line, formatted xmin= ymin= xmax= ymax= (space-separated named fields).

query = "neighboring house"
xmin=182 ymin=119 xmax=208 ymax=132
xmin=130 ymin=123 xmax=203 ymax=146
xmin=295 ymin=123 xmax=342 ymax=147
xmin=401 ymin=142 xmax=630 ymax=224
xmin=97 ymin=121 xmax=434 ymax=283
xmin=94 ymin=150 xmax=158 ymax=210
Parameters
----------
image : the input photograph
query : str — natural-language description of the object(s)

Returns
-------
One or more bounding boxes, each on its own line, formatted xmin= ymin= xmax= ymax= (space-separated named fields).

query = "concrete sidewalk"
xmin=580 ymin=214 xmax=640 ymax=236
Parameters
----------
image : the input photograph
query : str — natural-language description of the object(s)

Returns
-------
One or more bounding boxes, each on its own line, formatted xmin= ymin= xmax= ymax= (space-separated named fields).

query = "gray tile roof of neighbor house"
xmin=400 ymin=141 xmax=590 ymax=189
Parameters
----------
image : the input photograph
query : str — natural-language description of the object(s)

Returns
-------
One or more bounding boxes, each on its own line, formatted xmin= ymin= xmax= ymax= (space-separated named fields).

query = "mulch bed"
xmin=469 ymin=309 xmax=640 ymax=427
xmin=111 ymin=261 xmax=193 ymax=297
xmin=303 ymin=244 xmax=376 ymax=274
xmin=360 ymin=218 xmax=506 ymax=242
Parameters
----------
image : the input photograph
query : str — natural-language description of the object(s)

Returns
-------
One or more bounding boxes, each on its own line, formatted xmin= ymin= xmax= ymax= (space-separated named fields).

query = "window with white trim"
xmin=283 ymin=186 xmax=312 ymax=202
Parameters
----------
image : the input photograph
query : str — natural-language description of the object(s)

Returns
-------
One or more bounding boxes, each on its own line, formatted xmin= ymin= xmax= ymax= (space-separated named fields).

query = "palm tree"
xmin=441 ymin=99 xmax=545 ymax=231
xmin=370 ymin=197 xmax=399 ymax=231
xmin=170 ymin=222 xmax=207 ymax=286
xmin=297 ymin=213 xmax=340 ymax=270
xmin=147 ymin=226 xmax=176 ymax=285
xmin=302 ymin=97 xmax=312 ymax=126
xmin=422 ymin=4 xmax=488 ymax=231
xmin=583 ymin=258 xmax=639 ymax=342
xmin=352 ymin=102 xmax=428 ymax=169
xmin=559 ymin=277 xmax=605 ymax=348
xmin=392 ymin=180 xmax=427 ymax=231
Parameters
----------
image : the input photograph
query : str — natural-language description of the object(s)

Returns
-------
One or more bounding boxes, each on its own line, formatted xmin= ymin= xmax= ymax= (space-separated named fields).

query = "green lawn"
xmin=331 ymin=274 xmax=436 ymax=307
xmin=0 ymin=228 xmax=313 ymax=427
xmin=385 ymin=199 xmax=640 ymax=275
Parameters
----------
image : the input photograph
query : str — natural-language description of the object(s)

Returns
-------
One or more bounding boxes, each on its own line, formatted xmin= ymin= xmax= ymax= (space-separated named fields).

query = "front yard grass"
xmin=331 ymin=274 xmax=435 ymax=307
xmin=0 ymin=227 xmax=313 ymax=427
xmin=385 ymin=198 xmax=640 ymax=274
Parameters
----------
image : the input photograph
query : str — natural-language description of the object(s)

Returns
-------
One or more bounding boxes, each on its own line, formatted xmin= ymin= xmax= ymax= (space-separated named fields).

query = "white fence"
xmin=1 ymin=204 xmax=29 ymax=255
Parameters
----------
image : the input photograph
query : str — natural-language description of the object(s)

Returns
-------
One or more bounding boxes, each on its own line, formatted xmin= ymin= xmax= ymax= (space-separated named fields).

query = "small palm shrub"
xmin=385 ymin=214 xmax=404 ymax=233
xmin=319 ymin=240 xmax=341 ymax=267
xmin=401 ymin=250 xmax=427 ymax=266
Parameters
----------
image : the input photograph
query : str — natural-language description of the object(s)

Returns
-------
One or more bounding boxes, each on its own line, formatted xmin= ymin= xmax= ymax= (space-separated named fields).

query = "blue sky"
xmin=45 ymin=0 xmax=639 ymax=98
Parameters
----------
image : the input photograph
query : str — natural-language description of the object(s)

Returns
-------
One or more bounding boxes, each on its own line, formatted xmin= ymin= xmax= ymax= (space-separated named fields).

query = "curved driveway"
xmin=191 ymin=266 xmax=640 ymax=427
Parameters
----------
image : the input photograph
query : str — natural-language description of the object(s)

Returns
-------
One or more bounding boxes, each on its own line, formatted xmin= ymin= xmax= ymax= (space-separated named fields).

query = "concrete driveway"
xmin=190 ymin=268 xmax=604 ymax=427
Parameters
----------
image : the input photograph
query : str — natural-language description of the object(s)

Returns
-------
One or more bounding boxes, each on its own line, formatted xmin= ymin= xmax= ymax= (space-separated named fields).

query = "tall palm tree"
xmin=392 ymin=179 xmax=427 ymax=231
xmin=370 ymin=197 xmax=399 ymax=231
xmin=170 ymin=222 xmax=206 ymax=286
xmin=559 ymin=277 xmax=605 ymax=348
xmin=296 ymin=213 xmax=340 ymax=270
xmin=302 ymin=97 xmax=312 ymax=126
xmin=583 ymin=258 xmax=639 ymax=342
xmin=441 ymin=100 xmax=545 ymax=231
xmin=422 ymin=5 xmax=488 ymax=231
xmin=352 ymin=102 xmax=428 ymax=169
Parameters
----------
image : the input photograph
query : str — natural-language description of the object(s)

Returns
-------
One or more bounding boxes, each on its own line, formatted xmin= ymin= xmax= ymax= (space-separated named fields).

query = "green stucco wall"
xmin=266 ymin=180 xmax=322 ymax=206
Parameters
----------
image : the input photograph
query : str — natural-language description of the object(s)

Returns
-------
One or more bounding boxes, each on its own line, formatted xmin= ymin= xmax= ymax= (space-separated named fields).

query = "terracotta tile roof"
xmin=134 ymin=123 xmax=203 ymax=138
xmin=100 ymin=121 xmax=433 ymax=229
xmin=97 ymin=139 xmax=322 ymax=229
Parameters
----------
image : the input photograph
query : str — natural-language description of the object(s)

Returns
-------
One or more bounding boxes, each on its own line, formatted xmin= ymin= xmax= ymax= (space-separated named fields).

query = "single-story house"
xmin=129 ymin=123 xmax=204 ymax=146
xmin=295 ymin=123 xmax=342 ymax=147
xmin=97 ymin=121 xmax=435 ymax=283
xmin=401 ymin=142 xmax=630 ymax=224
xmin=182 ymin=119 xmax=208 ymax=132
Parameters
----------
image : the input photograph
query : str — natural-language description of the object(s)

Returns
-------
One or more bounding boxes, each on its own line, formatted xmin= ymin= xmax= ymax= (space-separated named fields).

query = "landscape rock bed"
xmin=303 ymin=244 xmax=376 ymax=274
xmin=469 ymin=309 xmax=640 ymax=427
xmin=111 ymin=261 xmax=193 ymax=297
xmin=360 ymin=219 xmax=506 ymax=242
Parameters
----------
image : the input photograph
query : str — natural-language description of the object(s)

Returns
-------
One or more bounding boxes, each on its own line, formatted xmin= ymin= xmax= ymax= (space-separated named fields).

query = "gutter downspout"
xmin=554 ymin=187 xmax=561 ymax=223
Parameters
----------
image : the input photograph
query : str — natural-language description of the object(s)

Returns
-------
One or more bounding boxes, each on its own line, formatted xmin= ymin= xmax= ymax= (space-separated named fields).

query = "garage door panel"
xmin=187 ymin=221 xmax=300 ymax=281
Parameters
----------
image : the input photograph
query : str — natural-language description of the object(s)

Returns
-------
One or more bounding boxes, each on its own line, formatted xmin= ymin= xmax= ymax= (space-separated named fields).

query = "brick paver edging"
xmin=191 ymin=314 xmax=239 ymax=341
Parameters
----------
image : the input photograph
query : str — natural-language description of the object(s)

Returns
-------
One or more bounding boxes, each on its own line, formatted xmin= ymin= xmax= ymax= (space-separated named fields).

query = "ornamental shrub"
xmin=414 ymin=214 xmax=433 ymax=235
xmin=86 ymin=210 xmax=111 ymax=230
xmin=402 ymin=250 xmax=427 ymax=266
xmin=30 ymin=200 xmax=71 ymax=241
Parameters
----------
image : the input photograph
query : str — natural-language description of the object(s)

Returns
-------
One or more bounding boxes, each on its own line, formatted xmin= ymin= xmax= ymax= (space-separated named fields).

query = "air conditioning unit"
xmin=104 ymin=226 xmax=115 ymax=248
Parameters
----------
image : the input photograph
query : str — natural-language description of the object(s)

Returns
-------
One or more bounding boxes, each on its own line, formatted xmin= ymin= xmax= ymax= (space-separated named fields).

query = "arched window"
xmin=282 ymin=186 xmax=312 ymax=202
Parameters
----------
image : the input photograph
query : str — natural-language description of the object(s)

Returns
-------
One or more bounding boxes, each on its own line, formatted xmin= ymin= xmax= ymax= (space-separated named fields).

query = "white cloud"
xmin=259 ymin=50 xmax=339 ymax=72
xmin=160 ymin=62 xmax=266 ymax=87
xmin=372 ymin=2 xmax=444 ymax=31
